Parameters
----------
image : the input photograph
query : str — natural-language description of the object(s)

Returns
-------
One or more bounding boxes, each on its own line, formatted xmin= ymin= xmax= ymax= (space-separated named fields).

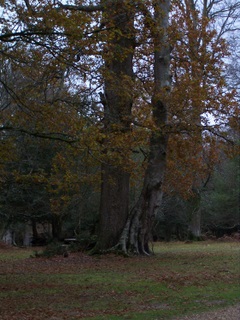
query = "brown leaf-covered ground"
xmin=172 ymin=304 xmax=240 ymax=319
xmin=0 ymin=241 xmax=239 ymax=319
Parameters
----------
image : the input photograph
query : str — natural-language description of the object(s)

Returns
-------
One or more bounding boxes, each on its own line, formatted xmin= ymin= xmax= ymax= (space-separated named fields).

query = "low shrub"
xmin=32 ymin=241 xmax=68 ymax=258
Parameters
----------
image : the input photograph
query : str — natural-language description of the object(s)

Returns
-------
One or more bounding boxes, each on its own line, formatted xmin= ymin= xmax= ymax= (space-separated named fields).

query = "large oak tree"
xmin=0 ymin=0 xmax=238 ymax=253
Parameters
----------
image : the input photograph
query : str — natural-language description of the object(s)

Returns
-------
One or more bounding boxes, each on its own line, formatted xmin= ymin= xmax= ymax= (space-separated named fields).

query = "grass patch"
xmin=0 ymin=241 xmax=239 ymax=319
xmin=0 ymin=247 xmax=32 ymax=261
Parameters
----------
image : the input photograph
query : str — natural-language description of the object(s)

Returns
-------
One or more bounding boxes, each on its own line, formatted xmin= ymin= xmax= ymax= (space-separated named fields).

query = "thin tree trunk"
xmin=189 ymin=209 xmax=201 ymax=238
xmin=52 ymin=215 xmax=62 ymax=240
xmin=185 ymin=0 xmax=208 ymax=240
xmin=32 ymin=219 xmax=38 ymax=240
xmin=188 ymin=192 xmax=202 ymax=239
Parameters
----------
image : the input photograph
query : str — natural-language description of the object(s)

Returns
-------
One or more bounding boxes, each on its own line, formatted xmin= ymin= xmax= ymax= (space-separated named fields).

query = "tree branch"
xmin=0 ymin=29 xmax=67 ymax=42
xmin=24 ymin=0 xmax=34 ymax=13
xmin=58 ymin=2 xmax=104 ymax=12
xmin=0 ymin=126 xmax=79 ymax=144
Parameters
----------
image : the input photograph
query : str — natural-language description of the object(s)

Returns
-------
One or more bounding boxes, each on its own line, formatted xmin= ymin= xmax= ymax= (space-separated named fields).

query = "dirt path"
xmin=173 ymin=304 xmax=240 ymax=320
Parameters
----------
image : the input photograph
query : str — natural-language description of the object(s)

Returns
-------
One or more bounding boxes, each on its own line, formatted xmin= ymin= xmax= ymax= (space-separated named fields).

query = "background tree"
xmin=161 ymin=0 xmax=238 ymax=239
xmin=202 ymin=154 xmax=240 ymax=230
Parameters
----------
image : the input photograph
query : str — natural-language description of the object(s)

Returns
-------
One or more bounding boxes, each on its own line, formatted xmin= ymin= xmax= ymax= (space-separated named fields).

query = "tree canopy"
xmin=0 ymin=0 xmax=239 ymax=253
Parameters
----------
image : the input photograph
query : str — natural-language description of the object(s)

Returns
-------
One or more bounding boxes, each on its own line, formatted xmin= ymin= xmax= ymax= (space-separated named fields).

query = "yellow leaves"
xmin=168 ymin=0 xmax=237 ymax=151
xmin=0 ymin=0 xmax=237 ymax=212
xmin=12 ymin=170 xmax=48 ymax=188
xmin=163 ymin=134 xmax=212 ymax=198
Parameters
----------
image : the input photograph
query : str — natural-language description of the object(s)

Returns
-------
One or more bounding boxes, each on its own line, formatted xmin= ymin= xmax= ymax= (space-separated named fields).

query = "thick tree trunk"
xmin=98 ymin=165 xmax=130 ymax=250
xmin=117 ymin=140 xmax=168 ymax=254
xmin=96 ymin=0 xmax=135 ymax=251
xmin=115 ymin=0 xmax=171 ymax=255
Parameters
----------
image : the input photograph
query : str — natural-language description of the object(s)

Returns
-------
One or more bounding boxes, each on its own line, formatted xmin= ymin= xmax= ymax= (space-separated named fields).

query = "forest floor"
xmin=172 ymin=303 xmax=240 ymax=319
xmin=0 ymin=241 xmax=239 ymax=319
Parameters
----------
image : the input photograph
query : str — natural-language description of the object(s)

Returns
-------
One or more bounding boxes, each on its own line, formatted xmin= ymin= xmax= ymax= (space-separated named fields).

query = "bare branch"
xmin=23 ymin=0 xmax=34 ymax=13
xmin=58 ymin=2 xmax=103 ymax=12
xmin=0 ymin=29 xmax=68 ymax=42
xmin=0 ymin=125 xmax=79 ymax=144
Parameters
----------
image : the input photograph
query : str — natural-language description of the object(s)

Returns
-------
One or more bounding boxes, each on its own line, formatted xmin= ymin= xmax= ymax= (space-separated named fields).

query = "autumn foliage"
xmin=0 ymin=0 xmax=239 ymax=251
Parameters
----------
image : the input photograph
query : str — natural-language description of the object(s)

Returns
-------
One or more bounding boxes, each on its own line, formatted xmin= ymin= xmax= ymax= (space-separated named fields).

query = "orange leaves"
xmin=0 ymin=0 xmax=238 ymax=211
xmin=163 ymin=0 xmax=238 ymax=199
xmin=164 ymin=134 xmax=214 ymax=198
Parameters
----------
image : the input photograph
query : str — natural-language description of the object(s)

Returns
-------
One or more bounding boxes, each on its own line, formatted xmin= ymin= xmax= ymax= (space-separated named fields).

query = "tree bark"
xmin=115 ymin=0 xmax=171 ymax=255
xmin=32 ymin=219 xmax=39 ymax=240
xmin=52 ymin=215 xmax=62 ymax=240
xmin=188 ymin=192 xmax=202 ymax=239
xmin=95 ymin=0 xmax=135 ymax=251
xmin=184 ymin=0 xmax=208 ymax=240
xmin=189 ymin=209 xmax=201 ymax=239
xmin=98 ymin=165 xmax=130 ymax=250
